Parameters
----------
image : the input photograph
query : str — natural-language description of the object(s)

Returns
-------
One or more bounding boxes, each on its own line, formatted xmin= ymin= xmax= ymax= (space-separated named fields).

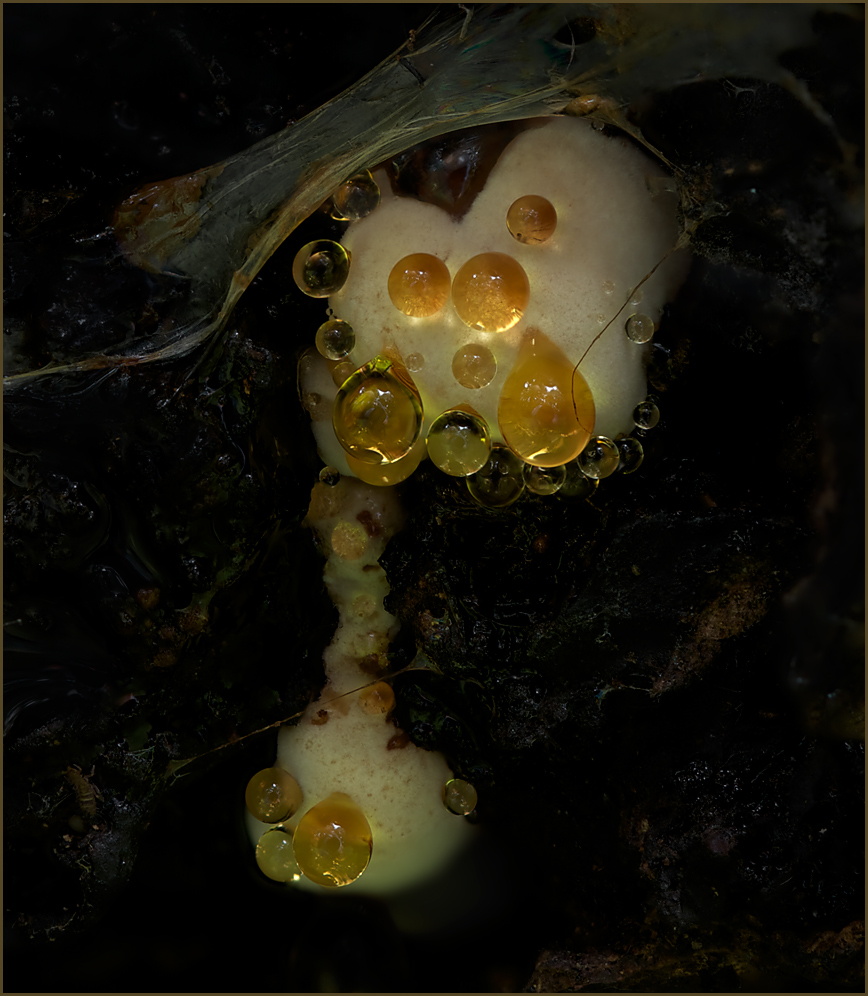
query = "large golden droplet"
xmin=346 ymin=437 xmax=425 ymax=486
xmin=293 ymin=792 xmax=373 ymax=888
xmin=333 ymin=356 xmax=423 ymax=465
xmin=388 ymin=253 xmax=451 ymax=318
xmin=497 ymin=329 xmax=594 ymax=468
xmin=452 ymin=252 xmax=529 ymax=332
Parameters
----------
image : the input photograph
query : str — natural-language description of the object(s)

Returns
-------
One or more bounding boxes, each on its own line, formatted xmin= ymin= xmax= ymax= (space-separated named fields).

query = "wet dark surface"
xmin=4 ymin=5 xmax=863 ymax=993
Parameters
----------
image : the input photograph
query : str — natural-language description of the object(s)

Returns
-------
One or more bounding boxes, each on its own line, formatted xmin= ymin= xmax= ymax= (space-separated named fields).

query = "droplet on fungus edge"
xmin=293 ymin=792 xmax=373 ymax=888
xmin=292 ymin=240 xmax=350 ymax=298
xmin=245 ymin=767 xmax=303 ymax=824
xmin=498 ymin=329 xmax=594 ymax=467
xmin=333 ymin=356 xmax=423 ymax=464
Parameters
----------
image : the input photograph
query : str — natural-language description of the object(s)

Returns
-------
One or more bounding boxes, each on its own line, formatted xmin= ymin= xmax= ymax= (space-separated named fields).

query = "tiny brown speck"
xmin=356 ymin=509 xmax=382 ymax=538
xmin=387 ymin=731 xmax=411 ymax=750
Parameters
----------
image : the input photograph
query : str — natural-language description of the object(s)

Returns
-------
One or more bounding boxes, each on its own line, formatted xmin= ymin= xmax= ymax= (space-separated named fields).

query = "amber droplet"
xmin=498 ymin=329 xmax=594 ymax=467
xmin=443 ymin=778 xmax=478 ymax=816
xmin=426 ymin=408 xmax=491 ymax=477
xmin=625 ymin=313 xmax=655 ymax=344
xmin=333 ymin=356 xmax=423 ymax=465
xmin=578 ymin=436 xmax=619 ymax=479
xmin=617 ymin=436 xmax=644 ymax=474
xmin=292 ymin=240 xmax=350 ymax=298
xmin=256 ymin=828 xmax=302 ymax=883
xmin=293 ymin=792 xmax=373 ymax=888
xmin=245 ymin=767 xmax=303 ymax=824
xmin=358 ymin=681 xmax=395 ymax=715
xmin=452 ymin=342 xmax=497 ymax=390
xmin=633 ymin=400 xmax=660 ymax=429
xmin=316 ymin=319 xmax=355 ymax=360
xmin=388 ymin=253 xmax=450 ymax=317
xmin=331 ymin=169 xmax=380 ymax=222
xmin=506 ymin=195 xmax=557 ymax=244
xmin=452 ymin=252 xmax=529 ymax=332
xmin=346 ymin=437 xmax=425 ymax=486
xmin=466 ymin=445 xmax=525 ymax=508
xmin=523 ymin=463 xmax=567 ymax=495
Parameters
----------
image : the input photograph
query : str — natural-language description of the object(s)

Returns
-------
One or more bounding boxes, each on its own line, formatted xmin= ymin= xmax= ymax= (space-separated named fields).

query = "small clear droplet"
xmin=578 ymin=436 xmax=620 ymax=479
xmin=466 ymin=445 xmax=525 ymax=508
xmin=452 ymin=342 xmax=496 ymax=389
xmin=617 ymin=437 xmax=644 ymax=474
xmin=633 ymin=400 xmax=660 ymax=429
xmin=315 ymin=319 xmax=355 ymax=360
xmin=558 ymin=460 xmax=599 ymax=498
xmin=426 ymin=408 xmax=491 ymax=477
xmin=319 ymin=466 xmax=341 ymax=486
xmin=625 ymin=313 xmax=655 ymax=344
xmin=332 ymin=356 xmax=423 ymax=465
xmin=523 ymin=463 xmax=567 ymax=495
xmin=443 ymin=778 xmax=478 ymax=816
xmin=602 ymin=280 xmax=615 ymax=296
xmin=292 ymin=240 xmax=350 ymax=298
xmin=256 ymin=828 xmax=302 ymax=883
xmin=331 ymin=169 xmax=380 ymax=221
xmin=405 ymin=352 xmax=424 ymax=372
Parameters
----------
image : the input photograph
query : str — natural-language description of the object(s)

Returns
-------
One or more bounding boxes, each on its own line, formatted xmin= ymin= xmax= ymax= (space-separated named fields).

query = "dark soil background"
xmin=4 ymin=4 xmax=864 ymax=993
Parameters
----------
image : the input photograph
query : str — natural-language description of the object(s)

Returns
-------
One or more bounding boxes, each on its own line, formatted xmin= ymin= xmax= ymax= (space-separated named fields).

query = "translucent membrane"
xmin=331 ymin=170 xmax=380 ymax=222
xmin=452 ymin=252 xmax=529 ymax=332
xmin=523 ymin=463 xmax=567 ymax=495
xmin=625 ymin=313 xmax=655 ymax=344
xmin=633 ymin=400 xmax=660 ymax=429
xmin=358 ymin=681 xmax=395 ymax=715
xmin=466 ymin=445 xmax=525 ymax=508
xmin=506 ymin=194 xmax=557 ymax=244
xmin=315 ymin=319 xmax=355 ymax=360
xmin=292 ymin=240 xmax=350 ymax=298
xmin=452 ymin=342 xmax=497 ymax=389
xmin=346 ymin=438 xmax=425 ymax=486
xmin=293 ymin=792 xmax=373 ymax=888
xmin=245 ymin=767 xmax=304 ymax=824
xmin=330 ymin=359 xmax=356 ymax=387
xmin=333 ymin=356 xmax=423 ymax=464
xmin=443 ymin=778 xmax=478 ymax=816
xmin=578 ymin=435 xmax=620 ymax=479
xmin=498 ymin=329 xmax=594 ymax=467
xmin=256 ymin=828 xmax=302 ymax=883
xmin=388 ymin=253 xmax=450 ymax=317
xmin=426 ymin=408 xmax=491 ymax=477
xmin=617 ymin=436 xmax=645 ymax=474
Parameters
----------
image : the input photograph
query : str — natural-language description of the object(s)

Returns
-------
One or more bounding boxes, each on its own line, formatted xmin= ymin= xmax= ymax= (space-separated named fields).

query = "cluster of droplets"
xmin=246 ymin=757 xmax=478 ymax=888
xmin=466 ymin=394 xmax=661 ymax=507
xmin=293 ymin=172 xmax=661 ymax=506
